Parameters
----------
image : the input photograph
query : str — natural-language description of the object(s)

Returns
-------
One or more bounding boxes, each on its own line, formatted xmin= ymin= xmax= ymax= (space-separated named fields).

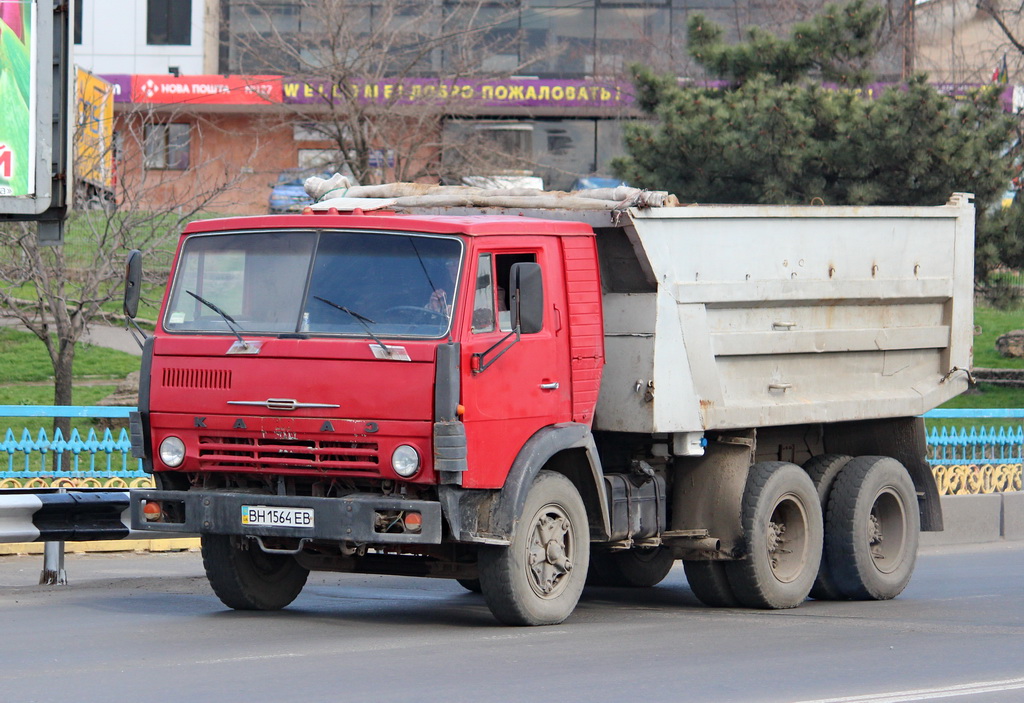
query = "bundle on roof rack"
xmin=304 ymin=174 xmax=678 ymax=211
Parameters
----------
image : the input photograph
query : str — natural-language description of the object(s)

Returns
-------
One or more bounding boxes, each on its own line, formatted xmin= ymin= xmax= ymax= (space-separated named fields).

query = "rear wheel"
xmin=588 ymin=546 xmax=675 ymax=588
xmin=683 ymin=560 xmax=740 ymax=607
xmin=201 ymin=534 xmax=309 ymax=611
xmin=825 ymin=456 xmax=920 ymax=600
xmin=725 ymin=462 xmax=823 ymax=609
xmin=478 ymin=471 xmax=589 ymax=626
xmin=803 ymin=454 xmax=853 ymax=600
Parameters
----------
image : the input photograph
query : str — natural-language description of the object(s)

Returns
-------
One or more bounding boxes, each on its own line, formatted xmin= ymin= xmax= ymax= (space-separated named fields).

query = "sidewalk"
xmin=0 ymin=316 xmax=142 ymax=357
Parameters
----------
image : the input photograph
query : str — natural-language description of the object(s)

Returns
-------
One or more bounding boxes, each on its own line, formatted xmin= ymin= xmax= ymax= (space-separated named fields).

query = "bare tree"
xmin=977 ymin=0 xmax=1024 ymax=73
xmin=225 ymin=0 xmax=543 ymax=185
xmin=0 ymin=103 xmax=264 ymax=433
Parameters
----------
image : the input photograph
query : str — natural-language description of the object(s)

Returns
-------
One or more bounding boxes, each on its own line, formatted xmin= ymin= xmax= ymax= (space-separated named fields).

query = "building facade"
xmin=74 ymin=0 xmax=214 ymax=75
xmin=71 ymin=0 xmax=1015 ymax=216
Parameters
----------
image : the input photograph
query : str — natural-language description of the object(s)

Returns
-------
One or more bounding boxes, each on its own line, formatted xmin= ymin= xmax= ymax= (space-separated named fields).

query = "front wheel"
xmin=201 ymin=534 xmax=309 ymax=610
xmin=825 ymin=456 xmax=920 ymax=600
xmin=478 ymin=471 xmax=590 ymax=626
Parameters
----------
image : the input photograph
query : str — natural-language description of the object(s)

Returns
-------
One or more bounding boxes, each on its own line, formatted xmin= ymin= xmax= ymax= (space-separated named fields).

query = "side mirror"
xmin=510 ymin=262 xmax=543 ymax=334
xmin=124 ymin=249 xmax=143 ymax=319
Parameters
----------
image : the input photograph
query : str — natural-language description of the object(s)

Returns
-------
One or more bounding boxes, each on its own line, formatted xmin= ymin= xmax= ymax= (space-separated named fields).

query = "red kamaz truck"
xmin=125 ymin=187 xmax=975 ymax=625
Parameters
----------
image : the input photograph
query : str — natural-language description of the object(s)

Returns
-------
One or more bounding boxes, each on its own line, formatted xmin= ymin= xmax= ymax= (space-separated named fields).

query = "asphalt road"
xmin=0 ymin=542 xmax=1021 ymax=703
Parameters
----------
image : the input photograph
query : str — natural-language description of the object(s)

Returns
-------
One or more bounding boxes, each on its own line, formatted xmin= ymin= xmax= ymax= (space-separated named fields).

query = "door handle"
xmin=539 ymin=382 xmax=560 ymax=390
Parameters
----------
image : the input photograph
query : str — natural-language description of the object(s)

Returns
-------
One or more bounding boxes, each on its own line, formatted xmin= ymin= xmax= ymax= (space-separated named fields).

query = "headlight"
xmin=392 ymin=445 xmax=420 ymax=477
xmin=159 ymin=436 xmax=186 ymax=468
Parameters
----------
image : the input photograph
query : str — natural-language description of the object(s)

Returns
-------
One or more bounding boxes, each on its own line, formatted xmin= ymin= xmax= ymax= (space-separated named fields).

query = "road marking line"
xmin=792 ymin=677 xmax=1024 ymax=703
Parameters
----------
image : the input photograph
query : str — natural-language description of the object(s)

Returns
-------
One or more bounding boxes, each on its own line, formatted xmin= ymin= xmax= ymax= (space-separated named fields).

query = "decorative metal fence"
xmin=0 ymin=406 xmax=152 ymax=490
xmin=0 ymin=406 xmax=1021 ymax=495
xmin=923 ymin=409 xmax=1024 ymax=496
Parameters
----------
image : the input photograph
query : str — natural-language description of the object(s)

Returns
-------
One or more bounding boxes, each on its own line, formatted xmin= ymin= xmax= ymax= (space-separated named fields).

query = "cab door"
xmin=458 ymin=241 xmax=572 ymax=489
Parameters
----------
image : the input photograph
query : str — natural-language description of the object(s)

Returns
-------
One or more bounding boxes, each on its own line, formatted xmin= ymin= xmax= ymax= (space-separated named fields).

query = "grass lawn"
xmin=920 ymin=304 xmax=1024 ymax=432
xmin=971 ymin=306 xmax=1024 ymax=370
xmin=0 ymin=327 xmax=140 ymax=437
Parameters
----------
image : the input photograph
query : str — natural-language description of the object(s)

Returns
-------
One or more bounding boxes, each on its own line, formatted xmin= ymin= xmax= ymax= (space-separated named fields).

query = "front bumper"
xmin=130 ymin=489 xmax=442 ymax=545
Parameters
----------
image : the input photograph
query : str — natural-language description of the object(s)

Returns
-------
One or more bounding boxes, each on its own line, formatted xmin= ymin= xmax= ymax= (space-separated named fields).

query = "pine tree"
xmin=612 ymin=1 xmax=1021 ymax=299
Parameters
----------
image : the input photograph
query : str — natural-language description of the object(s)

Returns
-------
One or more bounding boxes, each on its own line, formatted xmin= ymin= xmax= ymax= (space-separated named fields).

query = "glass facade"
xmin=219 ymin=0 xmax=871 ymax=79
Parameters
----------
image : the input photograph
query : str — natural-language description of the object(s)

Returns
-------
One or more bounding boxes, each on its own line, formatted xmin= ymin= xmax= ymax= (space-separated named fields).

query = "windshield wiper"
xmin=186 ymin=290 xmax=249 ymax=349
xmin=313 ymin=296 xmax=390 ymax=355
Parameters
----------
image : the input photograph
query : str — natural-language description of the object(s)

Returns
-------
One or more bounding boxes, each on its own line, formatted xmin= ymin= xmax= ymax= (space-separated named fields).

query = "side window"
xmin=495 ymin=253 xmax=538 ymax=332
xmin=471 ymin=253 xmax=495 ymax=333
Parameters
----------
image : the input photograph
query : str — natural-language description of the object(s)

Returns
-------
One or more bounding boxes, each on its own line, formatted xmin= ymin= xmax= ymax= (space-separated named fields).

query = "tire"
xmin=478 ymin=471 xmax=590 ymax=626
xmin=201 ymin=534 xmax=309 ymax=611
xmin=725 ymin=462 xmax=823 ymax=609
xmin=803 ymin=454 xmax=853 ymax=600
xmin=825 ymin=456 xmax=920 ymax=601
xmin=456 ymin=578 xmax=482 ymax=593
xmin=588 ymin=546 xmax=675 ymax=588
xmin=683 ymin=560 xmax=740 ymax=607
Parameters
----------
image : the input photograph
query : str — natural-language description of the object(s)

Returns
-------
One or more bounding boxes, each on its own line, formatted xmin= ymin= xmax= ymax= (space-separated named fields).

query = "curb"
xmin=0 ymin=538 xmax=200 ymax=556
xmin=921 ymin=493 xmax=1024 ymax=546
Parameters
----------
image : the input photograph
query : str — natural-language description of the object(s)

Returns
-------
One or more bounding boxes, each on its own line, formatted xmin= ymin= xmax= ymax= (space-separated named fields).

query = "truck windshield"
xmin=164 ymin=229 xmax=462 ymax=339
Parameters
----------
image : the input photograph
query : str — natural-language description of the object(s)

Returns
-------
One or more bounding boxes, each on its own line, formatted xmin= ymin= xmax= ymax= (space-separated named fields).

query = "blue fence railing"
xmin=0 ymin=406 xmax=148 ymax=488
xmin=922 ymin=409 xmax=1024 ymax=495
xmin=0 ymin=406 xmax=1021 ymax=494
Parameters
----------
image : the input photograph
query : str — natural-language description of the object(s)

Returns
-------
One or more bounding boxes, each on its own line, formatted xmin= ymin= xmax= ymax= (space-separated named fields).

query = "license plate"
xmin=241 ymin=505 xmax=315 ymax=528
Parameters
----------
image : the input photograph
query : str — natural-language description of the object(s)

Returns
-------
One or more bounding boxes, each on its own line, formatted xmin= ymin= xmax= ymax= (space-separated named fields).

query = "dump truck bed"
xmin=592 ymin=195 xmax=975 ymax=433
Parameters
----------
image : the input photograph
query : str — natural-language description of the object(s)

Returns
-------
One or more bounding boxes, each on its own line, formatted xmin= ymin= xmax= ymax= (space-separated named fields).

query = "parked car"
xmin=570 ymin=176 xmax=627 ymax=191
xmin=268 ymin=170 xmax=328 ymax=213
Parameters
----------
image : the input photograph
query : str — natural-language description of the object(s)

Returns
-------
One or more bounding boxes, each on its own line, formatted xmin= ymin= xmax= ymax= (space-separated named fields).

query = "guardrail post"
xmin=40 ymin=540 xmax=67 ymax=585
xmin=39 ymin=486 xmax=67 ymax=585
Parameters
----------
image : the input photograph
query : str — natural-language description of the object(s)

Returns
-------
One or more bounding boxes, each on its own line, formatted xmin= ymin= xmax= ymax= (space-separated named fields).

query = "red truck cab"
xmin=128 ymin=207 xmax=606 ymax=624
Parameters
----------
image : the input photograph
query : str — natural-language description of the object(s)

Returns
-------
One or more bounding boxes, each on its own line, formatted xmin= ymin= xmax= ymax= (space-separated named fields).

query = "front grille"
xmin=198 ymin=434 xmax=379 ymax=473
xmin=163 ymin=368 xmax=232 ymax=389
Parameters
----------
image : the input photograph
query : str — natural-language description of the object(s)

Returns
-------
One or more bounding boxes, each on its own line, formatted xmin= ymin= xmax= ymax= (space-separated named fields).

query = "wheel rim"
xmin=867 ymin=487 xmax=907 ymax=575
xmin=766 ymin=492 xmax=810 ymax=584
xmin=526 ymin=502 xmax=576 ymax=599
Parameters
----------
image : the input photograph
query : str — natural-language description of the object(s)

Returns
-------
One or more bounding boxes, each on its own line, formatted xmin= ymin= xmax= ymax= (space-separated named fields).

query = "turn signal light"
xmin=404 ymin=512 xmax=422 ymax=532
xmin=142 ymin=501 xmax=163 ymax=521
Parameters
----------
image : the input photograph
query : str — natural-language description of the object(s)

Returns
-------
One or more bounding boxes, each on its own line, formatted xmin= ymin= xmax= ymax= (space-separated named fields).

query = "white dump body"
xmin=594 ymin=194 xmax=975 ymax=435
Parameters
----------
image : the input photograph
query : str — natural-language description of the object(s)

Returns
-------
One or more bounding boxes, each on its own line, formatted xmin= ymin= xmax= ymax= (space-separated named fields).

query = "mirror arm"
xmin=125 ymin=316 xmax=148 ymax=350
xmin=470 ymin=327 xmax=520 ymax=374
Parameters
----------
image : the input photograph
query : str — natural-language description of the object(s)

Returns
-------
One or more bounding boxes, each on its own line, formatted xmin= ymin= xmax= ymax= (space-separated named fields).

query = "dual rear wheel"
xmin=686 ymin=457 xmax=920 ymax=609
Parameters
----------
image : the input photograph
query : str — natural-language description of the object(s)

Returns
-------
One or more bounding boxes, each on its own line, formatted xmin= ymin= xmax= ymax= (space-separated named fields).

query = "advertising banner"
xmin=282 ymin=77 xmax=634 ymax=109
xmin=75 ymin=68 xmax=113 ymax=190
xmin=0 ymin=0 xmax=35 ymax=197
xmin=101 ymin=73 xmax=132 ymax=103
xmin=128 ymin=74 xmax=282 ymax=105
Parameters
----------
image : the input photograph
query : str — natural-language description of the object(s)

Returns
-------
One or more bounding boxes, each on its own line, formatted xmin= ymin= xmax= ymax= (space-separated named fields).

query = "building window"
xmin=147 ymin=0 xmax=192 ymax=45
xmin=144 ymin=123 xmax=190 ymax=170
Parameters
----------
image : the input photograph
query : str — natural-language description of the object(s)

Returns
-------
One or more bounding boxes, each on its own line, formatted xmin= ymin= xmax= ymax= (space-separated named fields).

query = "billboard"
xmin=75 ymin=68 xmax=113 ymax=190
xmin=0 ymin=0 xmax=36 ymax=197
